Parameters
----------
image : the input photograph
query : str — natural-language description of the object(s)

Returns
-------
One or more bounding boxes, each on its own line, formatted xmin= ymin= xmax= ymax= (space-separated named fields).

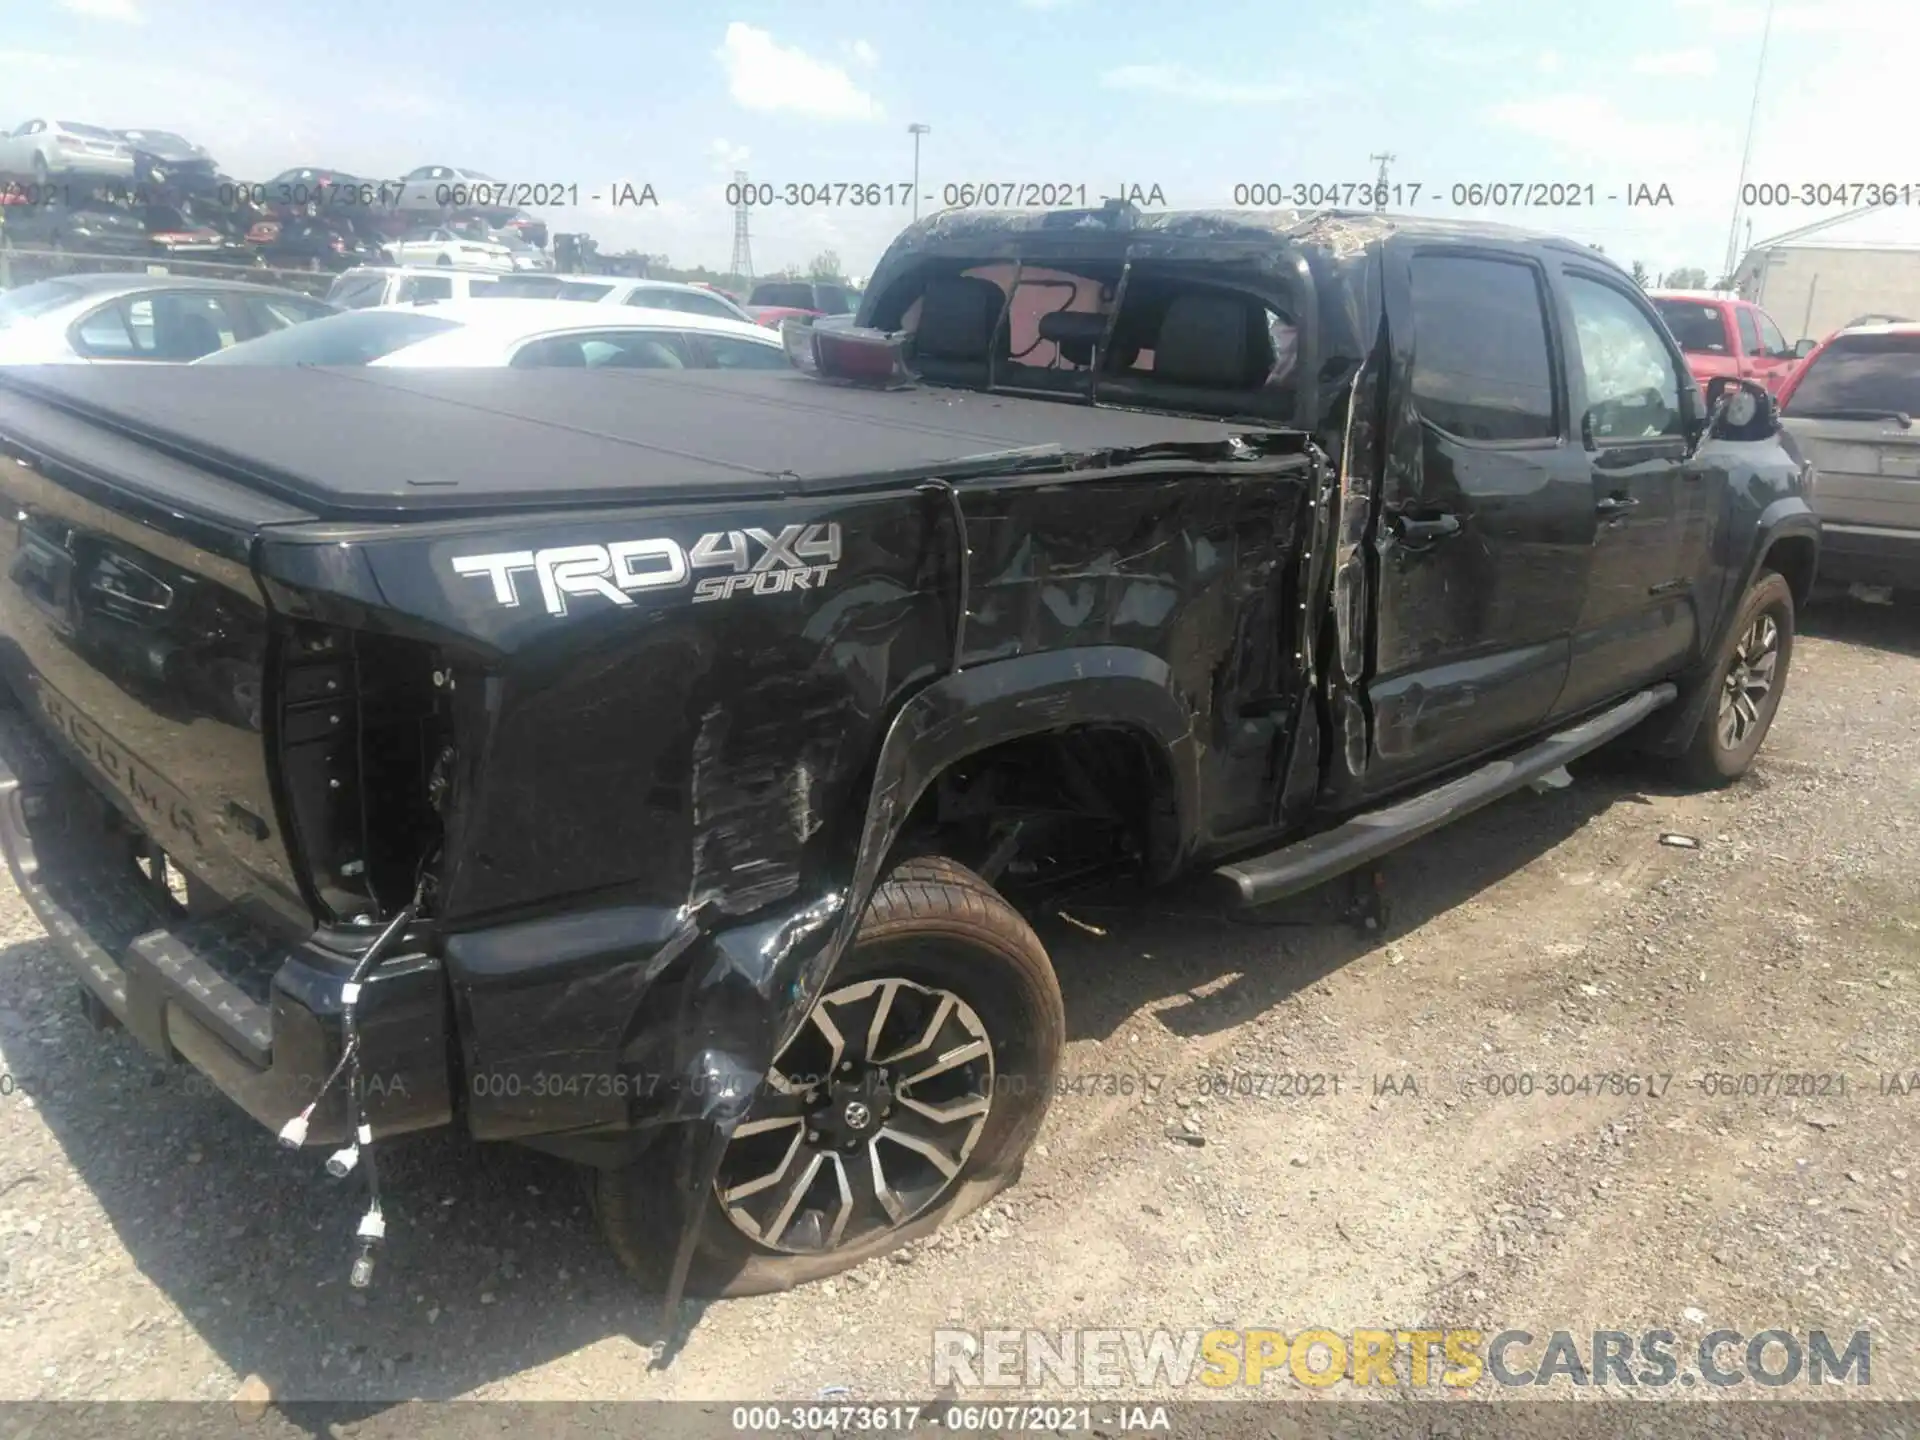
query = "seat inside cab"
xmin=885 ymin=260 xmax=1300 ymax=422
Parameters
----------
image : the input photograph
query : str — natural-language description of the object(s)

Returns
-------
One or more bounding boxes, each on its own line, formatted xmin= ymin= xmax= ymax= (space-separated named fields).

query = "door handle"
xmin=1595 ymin=495 xmax=1640 ymax=516
xmin=1390 ymin=512 xmax=1462 ymax=543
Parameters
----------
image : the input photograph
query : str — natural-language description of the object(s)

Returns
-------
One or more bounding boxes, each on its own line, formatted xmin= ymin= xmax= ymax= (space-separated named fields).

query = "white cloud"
xmin=708 ymin=138 xmax=751 ymax=173
xmin=1537 ymin=50 xmax=1562 ymax=74
xmin=715 ymin=23 xmax=883 ymax=120
xmin=62 ymin=0 xmax=143 ymax=21
xmin=1630 ymin=48 xmax=1716 ymax=75
xmin=1101 ymin=64 xmax=1298 ymax=106
xmin=846 ymin=39 xmax=878 ymax=67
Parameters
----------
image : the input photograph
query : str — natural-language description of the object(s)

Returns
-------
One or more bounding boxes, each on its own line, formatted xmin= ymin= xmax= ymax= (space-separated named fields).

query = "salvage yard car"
xmin=1778 ymin=320 xmax=1920 ymax=597
xmin=0 ymin=204 xmax=1816 ymax=1306
xmin=1648 ymin=289 xmax=1802 ymax=397
xmin=0 ymin=274 xmax=335 ymax=364
xmin=324 ymin=265 xmax=503 ymax=309
xmin=195 ymin=298 xmax=790 ymax=369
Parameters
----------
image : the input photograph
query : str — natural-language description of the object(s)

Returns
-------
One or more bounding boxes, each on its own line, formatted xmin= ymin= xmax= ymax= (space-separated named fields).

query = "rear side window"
xmin=509 ymin=330 xmax=691 ymax=369
xmin=703 ymin=334 xmax=790 ymax=369
xmin=1736 ymin=307 xmax=1762 ymax=355
xmin=487 ymin=276 xmax=568 ymax=299
xmin=326 ymin=275 xmax=389 ymax=310
xmin=1409 ymin=254 xmax=1557 ymax=441
xmin=398 ymin=275 xmax=453 ymax=303
xmin=652 ymin=291 xmax=741 ymax=321
xmin=71 ymin=292 xmax=238 ymax=361
xmin=1651 ymin=299 xmax=1730 ymax=354
xmin=1782 ymin=333 xmax=1920 ymax=417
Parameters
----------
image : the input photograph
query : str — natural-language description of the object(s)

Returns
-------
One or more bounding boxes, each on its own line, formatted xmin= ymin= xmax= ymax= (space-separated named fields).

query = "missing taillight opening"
xmin=275 ymin=625 xmax=449 ymax=925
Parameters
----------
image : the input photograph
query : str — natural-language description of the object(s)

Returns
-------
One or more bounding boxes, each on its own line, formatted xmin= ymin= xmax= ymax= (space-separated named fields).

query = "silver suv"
xmin=1780 ymin=322 xmax=1920 ymax=598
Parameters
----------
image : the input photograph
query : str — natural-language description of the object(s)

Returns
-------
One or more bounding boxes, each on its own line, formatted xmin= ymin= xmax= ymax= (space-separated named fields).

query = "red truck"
xmin=1648 ymin=290 xmax=1802 ymax=396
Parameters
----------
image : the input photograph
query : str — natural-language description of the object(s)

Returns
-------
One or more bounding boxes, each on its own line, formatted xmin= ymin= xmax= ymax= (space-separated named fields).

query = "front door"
xmin=1359 ymin=246 xmax=1594 ymax=800
xmin=1553 ymin=267 xmax=1701 ymax=717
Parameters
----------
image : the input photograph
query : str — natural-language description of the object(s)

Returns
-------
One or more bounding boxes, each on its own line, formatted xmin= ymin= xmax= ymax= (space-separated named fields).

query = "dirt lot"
xmin=0 ymin=599 xmax=1914 ymax=1422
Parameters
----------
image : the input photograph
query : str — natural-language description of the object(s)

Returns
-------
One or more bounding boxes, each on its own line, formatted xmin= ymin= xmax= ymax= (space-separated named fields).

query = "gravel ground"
xmin=0 ymin=597 xmax=1913 ymax=1429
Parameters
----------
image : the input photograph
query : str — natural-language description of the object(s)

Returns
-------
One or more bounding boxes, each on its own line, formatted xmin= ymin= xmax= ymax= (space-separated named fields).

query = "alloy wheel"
xmin=1717 ymin=612 xmax=1780 ymax=751
xmin=715 ymin=976 xmax=995 ymax=1255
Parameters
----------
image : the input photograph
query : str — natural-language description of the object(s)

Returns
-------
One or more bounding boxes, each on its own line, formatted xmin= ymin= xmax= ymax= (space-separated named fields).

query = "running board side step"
xmin=1214 ymin=684 xmax=1676 ymax=908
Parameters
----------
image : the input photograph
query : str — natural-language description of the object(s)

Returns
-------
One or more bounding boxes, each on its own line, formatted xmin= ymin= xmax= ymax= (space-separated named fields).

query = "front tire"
xmin=594 ymin=856 xmax=1063 ymax=1296
xmin=1674 ymin=570 xmax=1795 ymax=786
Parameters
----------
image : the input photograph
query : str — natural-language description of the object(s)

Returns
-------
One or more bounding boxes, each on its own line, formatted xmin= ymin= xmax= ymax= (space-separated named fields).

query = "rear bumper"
xmin=0 ymin=704 xmax=453 ymax=1147
xmin=1817 ymin=522 xmax=1920 ymax=589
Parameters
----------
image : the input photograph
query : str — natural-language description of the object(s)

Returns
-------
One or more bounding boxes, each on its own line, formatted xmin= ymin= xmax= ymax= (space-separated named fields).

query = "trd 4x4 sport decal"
xmin=450 ymin=523 xmax=842 ymax=617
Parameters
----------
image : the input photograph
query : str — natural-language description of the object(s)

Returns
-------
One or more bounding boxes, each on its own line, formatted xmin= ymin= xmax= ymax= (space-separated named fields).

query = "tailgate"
xmin=1792 ymin=417 xmax=1920 ymax=531
xmin=0 ymin=377 xmax=313 ymax=929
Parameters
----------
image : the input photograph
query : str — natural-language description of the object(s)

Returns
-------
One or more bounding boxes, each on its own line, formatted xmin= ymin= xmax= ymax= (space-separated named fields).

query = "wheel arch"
xmin=1646 ymin=501 xmax=1817 ymax=756
xmin=820 ymin=646 xmax=1203 ymax=972
xmin=1762 ymin=528 xmax=1818 ymax=609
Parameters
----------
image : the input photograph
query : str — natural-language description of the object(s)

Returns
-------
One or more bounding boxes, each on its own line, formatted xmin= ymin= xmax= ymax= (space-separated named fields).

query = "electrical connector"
xmin=348 ymin=1203 xmax=386 ymax=1289
xmin=325 ymin=1144 xmax=360 ymax=1178
xmin=277 ymin=1109 xmax=311 ymax=1149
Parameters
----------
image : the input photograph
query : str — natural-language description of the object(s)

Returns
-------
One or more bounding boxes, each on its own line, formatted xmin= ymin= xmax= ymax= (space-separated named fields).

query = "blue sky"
xmin=10 ymin=0 xmax=1920 ymax=280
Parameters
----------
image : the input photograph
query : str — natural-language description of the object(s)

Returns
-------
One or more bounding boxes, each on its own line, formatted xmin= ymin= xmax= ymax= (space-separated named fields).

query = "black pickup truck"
xmin=0 ymin=206 xmax=1816 ymax=1306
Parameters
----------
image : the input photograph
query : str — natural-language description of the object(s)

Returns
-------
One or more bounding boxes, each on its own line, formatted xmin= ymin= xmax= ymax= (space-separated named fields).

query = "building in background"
xmin=1734 ymin=228 xmax=1920 ymax=343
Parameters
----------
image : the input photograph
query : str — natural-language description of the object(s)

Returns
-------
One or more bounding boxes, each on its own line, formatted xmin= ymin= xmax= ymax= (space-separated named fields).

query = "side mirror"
xmin=1703 ymin=376 xmax=1779 ymax=442
xmin=1793 ymin=338 xmax=1817 ymax=359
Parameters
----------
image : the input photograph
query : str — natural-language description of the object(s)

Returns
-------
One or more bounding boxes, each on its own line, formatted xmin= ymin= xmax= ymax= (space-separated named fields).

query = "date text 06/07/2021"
xmin=187 ymin=179 xmax=662 ymax=209
xmin=722 ymin=181 xmax=1169 ymax=208
xmin=1229 ymin=180 xmax=1677 ymax=209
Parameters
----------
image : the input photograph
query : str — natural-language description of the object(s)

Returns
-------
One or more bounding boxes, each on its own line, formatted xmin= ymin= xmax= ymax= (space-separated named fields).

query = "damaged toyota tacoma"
xmin=0 ymin=205 xmax=1817 ymax=1305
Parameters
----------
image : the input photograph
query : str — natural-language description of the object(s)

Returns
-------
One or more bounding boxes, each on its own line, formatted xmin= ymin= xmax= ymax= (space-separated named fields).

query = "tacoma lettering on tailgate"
xmin=451 ymin=523 xmax=842 ymax=617
xmin=37 ymin=684 xmax=203 ymax=850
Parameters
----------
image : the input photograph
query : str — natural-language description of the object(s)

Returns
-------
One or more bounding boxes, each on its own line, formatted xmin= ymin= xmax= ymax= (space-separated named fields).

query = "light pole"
xmin=1723 ymin=0 xmax=1778 ymax=284
xmin=908 ymin=123 xmax=930 ymax=221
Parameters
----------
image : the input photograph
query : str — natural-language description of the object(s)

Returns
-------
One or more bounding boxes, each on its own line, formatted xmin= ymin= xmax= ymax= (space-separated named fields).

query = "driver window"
xmin=1757 ymin=311 xmax=1788 ymax=358
xmin=1564 ymin=275 xmax=1684 ymax=441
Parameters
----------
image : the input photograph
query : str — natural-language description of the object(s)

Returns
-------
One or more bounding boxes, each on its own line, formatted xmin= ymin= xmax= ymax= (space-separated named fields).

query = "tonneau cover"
xmin=0 ymin=367 xmax=1289 ymax=521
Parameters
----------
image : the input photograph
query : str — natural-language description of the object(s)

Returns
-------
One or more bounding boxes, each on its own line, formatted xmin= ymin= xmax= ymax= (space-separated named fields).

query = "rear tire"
xmin=1673 ymin=570 xmax=1794 ymax=787
xmin=594 ymin=856 xmax=1063 ymax=1297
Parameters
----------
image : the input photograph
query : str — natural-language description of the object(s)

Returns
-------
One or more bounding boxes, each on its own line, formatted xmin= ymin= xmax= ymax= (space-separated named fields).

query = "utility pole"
xmin=908 ymin=123 xmax=931 ymax=221
xmin=729 ymin=169 xmax=753 ymax=283
xmin=1369 ymin=151 xmax=1395 ymax=211
xmin=1723 ymin=0 xmax=1778 ymax=282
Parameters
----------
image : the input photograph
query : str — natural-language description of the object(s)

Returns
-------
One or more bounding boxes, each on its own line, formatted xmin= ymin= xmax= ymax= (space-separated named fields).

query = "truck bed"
xmin=0 ymin=367 xmax=1289 ymax=521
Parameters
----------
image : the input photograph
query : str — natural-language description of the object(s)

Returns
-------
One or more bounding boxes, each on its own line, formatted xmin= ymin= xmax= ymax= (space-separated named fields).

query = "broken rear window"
xmin=882 ymin=260 xmax=1301 ymax=423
